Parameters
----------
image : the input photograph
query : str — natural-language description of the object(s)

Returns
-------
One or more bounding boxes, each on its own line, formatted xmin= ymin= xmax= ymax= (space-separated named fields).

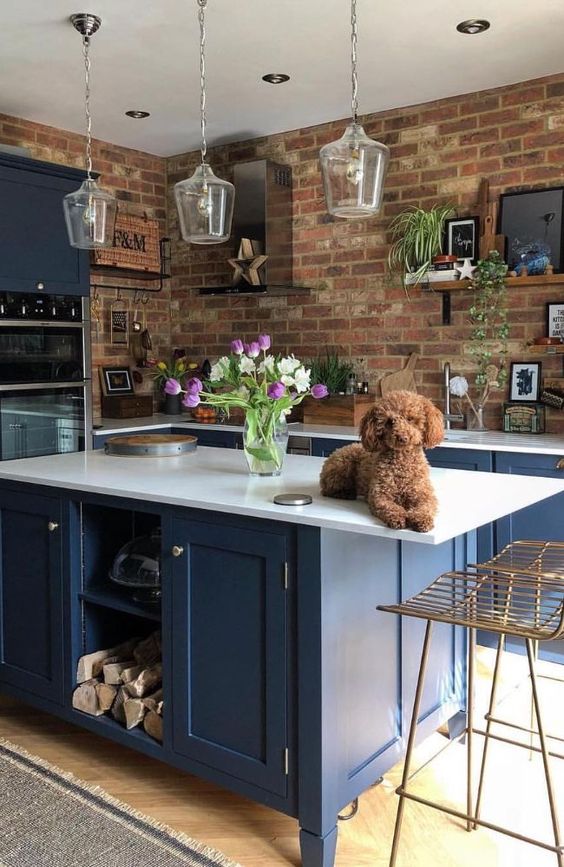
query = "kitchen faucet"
xmin=443 ymin=362 xmax=464 ymax=429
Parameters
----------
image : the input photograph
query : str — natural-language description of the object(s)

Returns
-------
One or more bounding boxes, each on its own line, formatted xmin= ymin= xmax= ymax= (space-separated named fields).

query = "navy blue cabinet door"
xmin=170 ymin=519 xmax=289 ymax=797
xmin=495 ymin=451 xmax=564 ymax=547
xmin=0 ymin=489 xmax=63 ymax=702
xmin=0 ymin=155 xmax=89 ymax=295
xmin=311 ymin=437 xmax=354 ymax=458
xmin=173 ymin=428 xmax=242 ymax=449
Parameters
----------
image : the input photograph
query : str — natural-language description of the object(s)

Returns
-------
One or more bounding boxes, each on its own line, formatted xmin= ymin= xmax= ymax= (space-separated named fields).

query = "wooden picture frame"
xmin=509 ymin=361 xmax=542 ymax=403
xmin=99 ymin=366 xmax=134 ymax=396
xmin=444 ymin=216 xmax=480 ymax=263
xmin=546 ymin=301 xmax=564 ymax=341
xmin=499 ymin=186 xmax=564 ymax=274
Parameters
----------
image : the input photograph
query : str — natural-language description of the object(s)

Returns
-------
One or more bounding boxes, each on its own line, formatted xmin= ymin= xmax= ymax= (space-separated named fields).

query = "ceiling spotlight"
xmin=456 ymin=19 xmax=490 ymax=34
xmin=262 ymin=73 xmax=290 ymax=85
xmin=125 ymin=110 xmax=151 ymax=119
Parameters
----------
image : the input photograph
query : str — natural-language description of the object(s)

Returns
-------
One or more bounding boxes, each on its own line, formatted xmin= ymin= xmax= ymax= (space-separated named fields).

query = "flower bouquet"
xmin=153 ymin=357 xmax=190 ymax=414
xmin=164 ymin=335 xmax=328 ymax=476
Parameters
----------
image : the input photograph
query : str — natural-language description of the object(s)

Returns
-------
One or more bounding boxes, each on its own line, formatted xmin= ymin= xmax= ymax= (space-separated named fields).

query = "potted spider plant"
xmin=388 ymin=203 xmax=455 ymax=287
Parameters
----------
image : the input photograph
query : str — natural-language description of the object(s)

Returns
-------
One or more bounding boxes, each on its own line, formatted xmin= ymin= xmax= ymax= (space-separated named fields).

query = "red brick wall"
xmin=0 ymin=114 xmax=169 ymax=416
xmin=168 ymin=72 xmax=564 ymax=432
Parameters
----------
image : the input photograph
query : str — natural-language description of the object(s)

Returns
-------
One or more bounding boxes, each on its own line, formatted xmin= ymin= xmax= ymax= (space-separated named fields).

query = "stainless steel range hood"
xmin=198 ymin=159 xmax=309 ymax=296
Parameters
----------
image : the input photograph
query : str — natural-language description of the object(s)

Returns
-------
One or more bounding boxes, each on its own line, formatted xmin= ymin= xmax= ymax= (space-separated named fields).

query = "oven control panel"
xmin=0 ymin=292 xmax=82 ymax=322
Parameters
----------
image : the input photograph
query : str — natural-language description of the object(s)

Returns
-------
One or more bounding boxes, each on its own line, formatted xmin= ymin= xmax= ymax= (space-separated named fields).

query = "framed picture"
xmin=546 ymin=301 xmax=564 ymax=340
xmin=499 ymin=186 xmax=564 ymax=274
xmin=444 ymin=216 xmax=480 ymax=263
xmin=99 ymin=366 xmax=134 ymax=396
xmin=509 ymin=361 xmax=542 ymax=403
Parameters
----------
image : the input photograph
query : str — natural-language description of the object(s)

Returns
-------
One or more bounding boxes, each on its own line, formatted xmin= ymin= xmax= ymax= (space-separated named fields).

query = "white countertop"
xmin=1 ymin=448 xmax=563 ymax=546
xmin=93 ymin=415 xmax=564 ymax=456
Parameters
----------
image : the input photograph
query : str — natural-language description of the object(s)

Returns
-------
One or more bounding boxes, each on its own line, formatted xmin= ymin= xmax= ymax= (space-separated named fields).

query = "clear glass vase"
xmin=243 ymin=410 xmax=288 ymax=476
xmin=468 ymin=404 xmax=488 ymax=431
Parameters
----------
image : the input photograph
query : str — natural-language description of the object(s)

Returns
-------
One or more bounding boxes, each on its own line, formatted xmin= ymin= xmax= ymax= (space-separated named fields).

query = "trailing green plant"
xmin=388 ymin=203 xmax=455 ymax=287
xmin=449 ymin=251 xmax=510 ymax=425
xmin=307 ymin=351 xmax=354 ymax=395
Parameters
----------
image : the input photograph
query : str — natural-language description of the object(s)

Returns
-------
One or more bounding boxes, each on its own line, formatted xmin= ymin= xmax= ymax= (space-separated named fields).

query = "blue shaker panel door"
xmin=494 ymin=451 xmax=564 ymax=548
xmin=311 ymin=437 xmax=354 ymax=458
xmin=0 ymin=157 xmax=89 ymax=295
xmin=171 ymin=519 xmax=288 ymax=797
xmin=0 ymin=489 xmax=63 ymax=702
xmin=172 ymin=428 xmax=242 ymax=449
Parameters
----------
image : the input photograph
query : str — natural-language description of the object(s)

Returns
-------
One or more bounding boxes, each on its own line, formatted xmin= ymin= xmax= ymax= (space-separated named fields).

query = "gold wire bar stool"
xmin=473 ymin=541 xmax=564 ymax=761
xmin=378 ymin=566 xmax=564 ymax=867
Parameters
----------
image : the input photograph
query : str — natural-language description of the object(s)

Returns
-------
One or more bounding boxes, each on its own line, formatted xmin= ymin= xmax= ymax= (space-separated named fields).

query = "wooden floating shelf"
xmin=525 ymin=344 xmax=564 ymax=355
xmin=425 ymin=274 xmax=564 ymax=292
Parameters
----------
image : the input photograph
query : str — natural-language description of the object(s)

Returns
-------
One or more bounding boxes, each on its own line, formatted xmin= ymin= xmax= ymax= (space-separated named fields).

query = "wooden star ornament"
xmin=228 ymin=239 xmax=268 ymax=286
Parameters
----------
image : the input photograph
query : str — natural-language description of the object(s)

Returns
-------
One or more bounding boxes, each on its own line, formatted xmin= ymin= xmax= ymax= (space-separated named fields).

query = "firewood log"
xmin=142 ymin=688 xmax=163 ymax=713
xmin=133 ymin=631 xmax=161 ymax=667
xmin=92 ymin=654 xmax=119 ymax=679
xmin=72 ymin=679 xmax=104 ymax=716
xmin=120 ymin=664 xmax=143 ymax=684
xmin=124 ymin=698 xmax=147 ymax=730
xmin=95 ymin=682 xmax=117 ymax=712
xmin=124 ymin=663 xmax=162 ymax=698
xmin=76 ymin=637 xmax=139 ymax=683
xmin=111 ymin=686 xmax=128 ymax=725
xmin=103 ymin=659 xmax=136 ymax=685
xmin=144 ymin=710 xmax=163 ymax=742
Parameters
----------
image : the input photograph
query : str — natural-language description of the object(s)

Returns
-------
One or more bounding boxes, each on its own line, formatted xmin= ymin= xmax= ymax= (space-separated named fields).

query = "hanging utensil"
xmin=110 ymin=289 xmax=129 ymax=346
xmin=141 ymin=293 xmax=153 ymax=351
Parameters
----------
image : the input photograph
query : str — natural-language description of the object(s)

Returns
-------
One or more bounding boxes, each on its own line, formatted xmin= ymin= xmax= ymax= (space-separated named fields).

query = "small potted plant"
xmin=165 ymin=335 xmax=328 ymax=476
xmin=388 ymin=203 xmax=455 ymax=288
xmin=153 ymin=357 xmax=189 ymax=415
xmin=449 ymin=251 xmax=510 ymax=430
xmin=302 ymin=351 xmax=373 ymax=425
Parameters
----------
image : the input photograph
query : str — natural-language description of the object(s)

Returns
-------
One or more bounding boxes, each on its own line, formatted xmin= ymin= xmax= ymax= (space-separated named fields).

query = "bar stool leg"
xmin=389 ymin=620 xmax=434 ymax=867
xmin=529 ymin=638 xmax=539 ymax=760
xmin=474 ymin=633 xmax=505 ymax=828
xmin=467 ymin=627 xmax=476 ymax=831
xmin=526 ymin=638 xmax=564 ymax=867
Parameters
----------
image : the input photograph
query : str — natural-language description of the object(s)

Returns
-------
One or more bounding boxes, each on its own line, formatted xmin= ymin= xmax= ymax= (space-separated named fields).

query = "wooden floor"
xmin=1 ymin=648 xmax=564 ymax=867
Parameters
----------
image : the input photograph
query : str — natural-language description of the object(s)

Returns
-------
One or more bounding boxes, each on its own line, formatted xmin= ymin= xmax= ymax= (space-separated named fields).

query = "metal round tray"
xmin=104 ymin=434 xmax=198 ymax=457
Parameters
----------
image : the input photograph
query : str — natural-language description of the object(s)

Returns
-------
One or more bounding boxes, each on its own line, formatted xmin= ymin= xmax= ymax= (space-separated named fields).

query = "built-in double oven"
xmin=0 ymin=292 xmax=91 ymax=460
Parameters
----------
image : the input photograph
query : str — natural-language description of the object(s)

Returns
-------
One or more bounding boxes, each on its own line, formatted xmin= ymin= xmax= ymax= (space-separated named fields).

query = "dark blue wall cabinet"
xmin=0 ymin=154 xmax=89 ymax=295
xmin=0 ymin=489 xmax=63 ymax=702
xmin=171 ymin=520 xmax=288 ymax=797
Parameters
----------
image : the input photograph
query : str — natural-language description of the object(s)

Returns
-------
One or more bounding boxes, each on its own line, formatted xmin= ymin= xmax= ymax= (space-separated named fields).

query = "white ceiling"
xmin=1 ymin=1 xmax=564 ymax=158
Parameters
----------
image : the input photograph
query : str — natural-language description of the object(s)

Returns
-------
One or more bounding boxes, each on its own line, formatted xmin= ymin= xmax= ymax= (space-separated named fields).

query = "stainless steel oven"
xmin=0 ymin=292 xmax=91 ymax=460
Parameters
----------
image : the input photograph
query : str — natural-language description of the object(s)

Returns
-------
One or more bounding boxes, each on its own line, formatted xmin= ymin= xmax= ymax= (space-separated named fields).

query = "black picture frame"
xmin=499 ymin=186 xmax=564 ymax=274
xmin=509 ymin=361 xmax=542 ymax=403
xmin=444 ymin=216 xmax=480 ymax=263
xmin=546 ymin=301 xmax=564 ymax=340
xmin=101 ymin=366 xmax=134 ymax=395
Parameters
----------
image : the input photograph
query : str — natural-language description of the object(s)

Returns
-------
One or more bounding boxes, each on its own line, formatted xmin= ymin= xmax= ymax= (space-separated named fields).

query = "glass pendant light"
xmin=63 ymin=13 xmax=117 ymax=249
xmin=174 ymin=0 xmax=235 ymax=244
xmin=320 ymin=0 xmax=390 ymax=219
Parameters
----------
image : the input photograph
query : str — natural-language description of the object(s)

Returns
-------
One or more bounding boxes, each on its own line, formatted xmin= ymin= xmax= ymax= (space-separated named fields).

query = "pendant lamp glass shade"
xmin=320 ymin=0 xmax=389 ymax=219
xmin=63 ymin=179 xmax=117 ymax=249
xmin=174 ymin=163 xmax=235 ymax=244
xmin=63 ymin=13 xmax=116 ymax=249
xmin=320 ymin=123 xmax=389 ymax=218
xmin=175 ymin=0 xmax=234 ymax=245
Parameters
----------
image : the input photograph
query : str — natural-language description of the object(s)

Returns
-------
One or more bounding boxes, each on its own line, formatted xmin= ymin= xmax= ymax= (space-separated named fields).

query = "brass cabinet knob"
xmin=36 ymin=282 xmax=45 ymax=291
xmin=47 ymin=521 xmax=59 ymax=532
xmin=557 ymin=458 xmax=564 ymax=470
xmin=171 ymin=545 xmax=184 ymax=557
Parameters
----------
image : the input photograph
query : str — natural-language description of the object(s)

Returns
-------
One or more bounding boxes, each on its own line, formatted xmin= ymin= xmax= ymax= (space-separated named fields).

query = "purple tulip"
xmin=182 ymin=391 xmax=200 ymax=409
xmin=231 ymin=339 xmax=244 ymax=355
xmin=258 ymin=334 xmax=271 ymax=351
xmin=186 ymin=376 xmax=203 ymax=394
xmin=164 ymin=378 xmax=182 ymax=396
xmin=247 ymin=341 xmax=260 ymax=358
xmin=311 ymin=383 xmax=329 ymax=399
xmin=267 ymin=381 xmax=286 ymax=399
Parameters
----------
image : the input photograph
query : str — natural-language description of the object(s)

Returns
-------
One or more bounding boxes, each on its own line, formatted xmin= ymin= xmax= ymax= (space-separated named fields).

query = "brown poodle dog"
xmin=319 ymin=390 xmax=444 ymax=532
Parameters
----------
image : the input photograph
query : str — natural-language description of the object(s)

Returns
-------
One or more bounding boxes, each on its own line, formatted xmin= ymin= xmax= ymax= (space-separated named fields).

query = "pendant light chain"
xmin=198 ymin=0 xmax=207 ymax=165
xmin=82 ymin=34 xmax=93 ymax=179
xmin=350 ymin=0 xmax=359 ymax=125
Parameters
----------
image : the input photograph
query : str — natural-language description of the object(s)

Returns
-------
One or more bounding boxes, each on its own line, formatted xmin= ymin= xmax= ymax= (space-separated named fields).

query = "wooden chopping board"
xmin=479 ymin=205 xmax=505 ymax=260
xmin=104 ymin=434 xmax=197 ymax=457
xmin=379 ymin=354 xmax=418 ymax=396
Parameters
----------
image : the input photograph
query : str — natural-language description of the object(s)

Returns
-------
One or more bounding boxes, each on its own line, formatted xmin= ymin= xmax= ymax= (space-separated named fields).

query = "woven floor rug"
xmin=0 ymin=738 xmax=241 ymax=867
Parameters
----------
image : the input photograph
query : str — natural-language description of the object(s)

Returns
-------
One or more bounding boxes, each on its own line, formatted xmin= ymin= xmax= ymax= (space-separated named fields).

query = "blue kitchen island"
xmin=0 ymin=447 xmax=562 ymax=867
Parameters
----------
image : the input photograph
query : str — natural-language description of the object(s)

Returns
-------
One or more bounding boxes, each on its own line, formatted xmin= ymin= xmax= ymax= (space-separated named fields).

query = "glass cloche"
xmin=109 ymin=530 xmax=161 ymax=602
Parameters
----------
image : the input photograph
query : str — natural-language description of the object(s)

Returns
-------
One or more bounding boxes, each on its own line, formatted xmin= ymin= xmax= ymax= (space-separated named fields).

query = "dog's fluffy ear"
xmin=359 ymin=406 xmax=385 ymax=451
xmin=423 ymin=399 xmax=444 ymax=448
